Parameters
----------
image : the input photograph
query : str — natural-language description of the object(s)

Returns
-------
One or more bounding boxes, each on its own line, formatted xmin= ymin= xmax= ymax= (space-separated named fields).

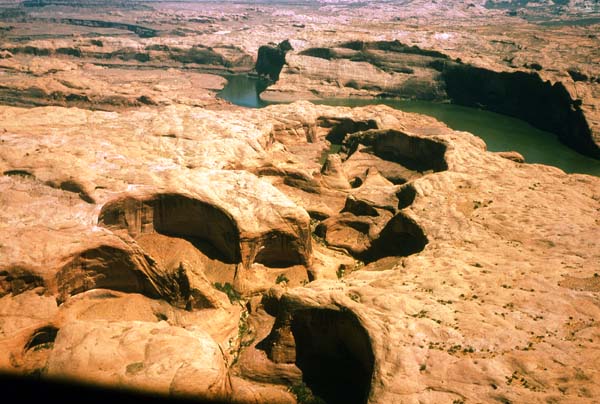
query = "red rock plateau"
xmin=0 ymin=1 xmax=599 ymax=404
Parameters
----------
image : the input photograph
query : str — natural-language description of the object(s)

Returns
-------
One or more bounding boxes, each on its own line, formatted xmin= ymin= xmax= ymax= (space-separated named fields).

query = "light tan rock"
xmin=46 ymin=320 xmax=226 ymax=394
xmin=495 ymin=150 xmax=526 ymax=163
xmin=0 ymin=62 xmax=599 ymax=404
xmin=97 ymin=170 xmax=313 ymax=270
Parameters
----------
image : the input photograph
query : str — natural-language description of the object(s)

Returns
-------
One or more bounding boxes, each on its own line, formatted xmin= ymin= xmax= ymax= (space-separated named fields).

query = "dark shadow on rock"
xmin=344 ymin=129 xmax=448 ymax=173
xmin=396 ymin=184 xmax=417 ymax=210
xmin=24 ymin=326 xmax=58 ymax=351
xmin=56 ymin=245 xmax=161 ymax=303
xmin=291 ymin=308 xmax=374 ymax=404
xmin=0 ymin=265 xmax=45 ymax=297
xmin=366 ymin=212 xmax=428 ymax=262
xmin=99 ymin=193 xmax=241 ymax=264
xmin=441 ymin=63 xmax=599 ymax=159
xmin=0 ymin=371 xmax=233 ymax=404
xmin=253 ymin=232 xmax=307 ymax=268
xmin=317 ymin=117 xmax=379 ymax=145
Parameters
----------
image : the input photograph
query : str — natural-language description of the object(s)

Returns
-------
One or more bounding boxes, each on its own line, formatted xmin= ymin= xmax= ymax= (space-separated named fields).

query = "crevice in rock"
xmin=253 ymin=232 xmax=307 ymax=268
xmin=3 ymin=169 xmax=34 ymax=178
xmin=344 ymin=129 xmax=448 ymax=173
xmin=567 ymin=68 xmax=588 ymax=82
xmin=153 ymin=195 xmax=240 ymax=264
xmin=396 ymin=184 xmax=417 ymax=209
xmin=31 ymin=17 xmax=157 ymax=38
xmin=290 ymin=308 xmax=374 ymax=404
xmin=300 ymin=40 xmax=447 ymax=70
xmin=56 ymin=245 xmax=160 ymax=304
xmin=339 ymin=130 xmax=447 ymax=186
xmin=173 ymin=263 xmax=192 ymax=311
xmin=317 ymin=117 xmax=379 ymax=145
xmin=154 ymin=312 xmax=168 ymax=321
xmin=89 ymin=291 xmax=119 ymax=299
xmin=0 ymin=266 xmax=45 ymax=297
xmin=24 ymin=326 xmax=58 ymax=352
xmin=342 ymin=40 xmax=450 ymax=59
xmin=20 ymin=325 xmax=59 ymax=377
xmin=256 ymin=312 xmax=296 ymax=365
xmin=47 ymin=180 xmax=95 ymax=204
xmin=341 ymin=196 xmax=380 ymax=217
xmin=307 ymin=211 xmax=329 ymax=221
xmin=299 ymin=47 xmax=335 ymax=60
xmin=367 ymin=213 xmax=428 ymax=262
xmin=315 ymin=210 xmax=427 ymax=264
xmin=350 ymin=177 xmax=363 ymax=188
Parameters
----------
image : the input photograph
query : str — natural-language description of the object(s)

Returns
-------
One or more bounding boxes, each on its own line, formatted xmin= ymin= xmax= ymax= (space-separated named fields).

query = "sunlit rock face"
xmin=0 ymin=1 xmax=599 ymax=404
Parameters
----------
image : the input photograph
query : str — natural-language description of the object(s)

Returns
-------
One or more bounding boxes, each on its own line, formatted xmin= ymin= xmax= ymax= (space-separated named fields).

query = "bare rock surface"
xmin=1 ymin=0 xmax=598 ymax=155
xmin=0 ymin=1 xmax=599 ymax=403
xmin=46 ymin=319 xmax=226 ymax=392
xmin=1 ymin=98 xmax=598 ymax=403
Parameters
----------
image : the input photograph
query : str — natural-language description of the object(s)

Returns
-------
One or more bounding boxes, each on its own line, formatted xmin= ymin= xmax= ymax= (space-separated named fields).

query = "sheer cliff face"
xmin=440 ymin=64 xmax=598 ymax=158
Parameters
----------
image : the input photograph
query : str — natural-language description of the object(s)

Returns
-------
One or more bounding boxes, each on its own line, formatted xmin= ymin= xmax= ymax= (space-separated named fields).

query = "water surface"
xmin=219 ymin=75 xmax=600 ymax=176
xmin=218 ymin=74 xmax=268 ymax=108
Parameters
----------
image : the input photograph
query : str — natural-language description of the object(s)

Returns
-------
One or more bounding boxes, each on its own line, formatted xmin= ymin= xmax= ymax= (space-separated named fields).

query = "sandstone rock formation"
xmin=0 ymin=1 xmax=599 ymax=404
xmin=264 ymin=38 xmax=600 ymax=158
xmin=1 ymin=0 xmax=598 ymax=156
xmin=1 ymin=98 xmax=599 ymax=403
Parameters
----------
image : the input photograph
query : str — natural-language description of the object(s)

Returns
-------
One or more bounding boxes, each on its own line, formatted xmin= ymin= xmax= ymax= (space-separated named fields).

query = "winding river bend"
xmin=219 ymin=75 xmax=600 ymax=177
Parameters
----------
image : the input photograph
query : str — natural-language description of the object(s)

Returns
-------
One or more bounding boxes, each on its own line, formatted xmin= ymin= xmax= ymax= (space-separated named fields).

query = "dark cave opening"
xmin=56 ymin=245 xmax=160 ymax=303
xmin=25 ymin=326 xmax=58 ymax=351
xmin=253 ymin=232 xmax=306 ymax=268
xmin=152 ymin=194 xmax=241 ymax=264
xmin=366 ymin=212 xmax=428 ymax=262
xmin=98 ymin=193 xmax=241 ymax=264
xmin=344 ymin=129 xmax=448 ymax=174
xmin=291 ymin=309 xmax=374 ymax=404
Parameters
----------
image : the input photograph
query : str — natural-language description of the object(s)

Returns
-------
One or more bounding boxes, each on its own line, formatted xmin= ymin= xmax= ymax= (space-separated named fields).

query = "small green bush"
xmin=276 ymin=274 xmax=289 ymax=284
xmin=213 ymin=282 xmax=241 ymax=303
xmin=289 ymin=382 xmax=327 ymax=404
